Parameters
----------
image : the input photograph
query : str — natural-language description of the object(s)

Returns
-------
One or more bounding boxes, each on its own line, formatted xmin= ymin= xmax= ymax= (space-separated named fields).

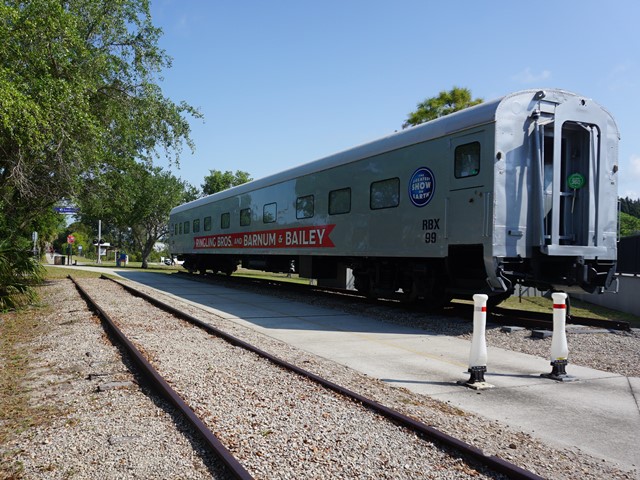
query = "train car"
xmin=169 ymin=89 xmax=619 ymax=307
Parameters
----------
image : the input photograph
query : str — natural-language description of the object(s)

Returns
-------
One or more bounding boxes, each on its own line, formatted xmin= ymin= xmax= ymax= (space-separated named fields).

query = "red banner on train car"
xmin=193 ymin=224 xmax=336 ymax=250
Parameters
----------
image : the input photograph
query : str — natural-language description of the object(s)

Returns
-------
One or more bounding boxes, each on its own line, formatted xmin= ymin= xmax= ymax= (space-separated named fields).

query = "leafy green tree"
xmin=0 ymin=0 xmax=199 ymax=305
xmin=78 ymin=163 xmax=194 ymax=268
xmin=202 ymin=170 xmax=253 ymax=196
xmin=620 ymin=197 xmax=640 ymax=218
xmin=620 ymin=212 xmax=640 ymax=237
xmin=52 ymin=223 xmax=92 ymax=259
xmin=402 ymin=87 xmax=483 ymax=129
xmin=34 ymin=210 xmax=67 ymax=256
xmin=1 ymin=0 xmax=197 ymax=231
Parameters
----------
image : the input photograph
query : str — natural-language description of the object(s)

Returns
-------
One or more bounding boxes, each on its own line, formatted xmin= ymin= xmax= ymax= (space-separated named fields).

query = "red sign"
xmin=67 ymin=235 xmax=75 ymax=244
xmin=193 ymin=225 xmax=336 ymax=250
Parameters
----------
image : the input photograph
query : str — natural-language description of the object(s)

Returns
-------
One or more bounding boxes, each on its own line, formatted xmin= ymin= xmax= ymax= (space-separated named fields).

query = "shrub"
xmin=0 ymin=240 xmax=45 ymax=311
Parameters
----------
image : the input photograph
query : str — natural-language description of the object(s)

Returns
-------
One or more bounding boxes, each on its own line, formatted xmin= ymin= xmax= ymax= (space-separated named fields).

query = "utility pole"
xmin=97 ymin=220 xmax=102 ymax=264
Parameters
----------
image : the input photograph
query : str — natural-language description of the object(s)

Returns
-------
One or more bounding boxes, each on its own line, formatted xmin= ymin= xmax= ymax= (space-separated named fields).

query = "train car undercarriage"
xmin=180 ymin=244 xmax=616 ymax=310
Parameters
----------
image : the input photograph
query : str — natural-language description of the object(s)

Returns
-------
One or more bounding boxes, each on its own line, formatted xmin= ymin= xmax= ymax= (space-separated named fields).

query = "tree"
xmin=202 ymin=170 xmax=252 ymax=196
xmin=78 ymin=163 xmax=194 ymax=268
xmin=0 ymin=0 xmax=199 ymax=305
xmin=402 ymin=87 xmax=483 ymax=129
xmin=1 ymin=0 xmax=198 ymax=233
xmin=52 ymin=222 xmax=93 ymax=259
xmin=128 ymin=167 xmax=195 ymax=268
xmin=620 ymin=197 xmax=640 ymax=218
xmin=620 ymin=212 xmax=640 ymax=237
xmin=0 ymin=1 xmax=199 ymax=240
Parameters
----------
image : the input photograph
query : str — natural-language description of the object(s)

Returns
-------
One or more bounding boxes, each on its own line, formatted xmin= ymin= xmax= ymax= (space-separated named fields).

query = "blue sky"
xmin=150 ymin=0 xmax=640 ymax=199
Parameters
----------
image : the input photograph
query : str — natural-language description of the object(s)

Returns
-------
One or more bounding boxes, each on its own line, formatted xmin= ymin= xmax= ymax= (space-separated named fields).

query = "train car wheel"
xmin=183 ymin=258 xmax=197 ymax=274
xmin=353 ymin=273 xmax=375 ymax=299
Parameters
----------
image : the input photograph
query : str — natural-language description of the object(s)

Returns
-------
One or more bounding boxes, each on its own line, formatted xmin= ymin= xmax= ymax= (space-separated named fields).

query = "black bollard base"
xmin=457 ymin=366 xmax=494 ymax=390
xmin=540 ymin=359 xmax=578 ymax=382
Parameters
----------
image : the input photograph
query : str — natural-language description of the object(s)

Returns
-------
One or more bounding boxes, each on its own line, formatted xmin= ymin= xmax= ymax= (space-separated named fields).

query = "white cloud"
xmin=511 ymin=68 xmax=551 ymax=85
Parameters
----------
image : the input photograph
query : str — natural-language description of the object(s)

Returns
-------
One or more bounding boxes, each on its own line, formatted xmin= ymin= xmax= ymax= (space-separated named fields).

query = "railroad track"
xmin=70 ymin=275 xmax=542 ymax=480
xmin=444 ymin=303 xmax=631 ymax=331
xmin=176 ymin=270 xmax=631 ymax=332
xmin=70 ymin=276 xmax=251 ymax=480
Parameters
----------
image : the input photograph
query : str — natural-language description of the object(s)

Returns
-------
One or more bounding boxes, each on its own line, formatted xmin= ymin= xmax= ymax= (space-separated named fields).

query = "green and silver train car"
xmin=169 ymin=89 xmax=618 ymax=306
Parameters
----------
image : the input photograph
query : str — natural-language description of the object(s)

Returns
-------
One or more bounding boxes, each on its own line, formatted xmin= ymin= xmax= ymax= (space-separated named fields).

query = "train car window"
xmin=329 ymin=188 xmax=351 ymax=215
xmin=174 ymin=223 xmax=178 ymax=236
xmin=454 ymin=142 xmax=481 ymax=178
xmin=204 ymin=216 xmax=212 ymax=231
xmin=263 ymin=203 xmax=277 ymax=223
xmin=183 ymin=221 xmax=190 ymax=234
xmin=221 ymin=212 xmax=230 ymax=229
xmin=193 ymin=219 xmax=200 ymax=233
xmin=240 ymin=208 xmax=251 ymax=226
xmin=370 ymin=178 xmax=400 ymax=210
xmin=296 ymin=195 xmax=314 ymax=219
xmin=179 ymin=222 xmax=183 ymax=235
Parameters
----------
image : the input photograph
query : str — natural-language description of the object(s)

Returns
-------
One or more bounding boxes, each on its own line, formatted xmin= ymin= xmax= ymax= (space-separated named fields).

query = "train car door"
xmin=445 ymin=132 xmax=492 ymax=244
xmin=532 ymin=99 xmax=614 ymax=258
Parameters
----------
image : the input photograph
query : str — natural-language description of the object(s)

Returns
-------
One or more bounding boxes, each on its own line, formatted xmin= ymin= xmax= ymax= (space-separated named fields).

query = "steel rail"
xmin=446 ymin=303 xmax=630 ymax=331
xmin=104 ymin=275 xmax=543 ymax=480
xmin=69 ymin=276 xmax=254 ymax=480
xmin=491 ymin=305 xmax=630 ymax=331
xmin=177 ymin=270 xmax=630 ymax=331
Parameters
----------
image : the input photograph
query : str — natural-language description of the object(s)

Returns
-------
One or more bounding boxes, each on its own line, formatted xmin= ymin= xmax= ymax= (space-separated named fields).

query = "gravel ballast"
xmin=2 ymin=277 xmax=638 ymax=479
xmin=1 ymin=279 xmax=232 ymax=479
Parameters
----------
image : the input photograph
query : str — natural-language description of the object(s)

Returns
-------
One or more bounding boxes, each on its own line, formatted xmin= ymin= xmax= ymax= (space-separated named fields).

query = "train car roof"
xmin=171 ymin=88 xmax=616 ymax=215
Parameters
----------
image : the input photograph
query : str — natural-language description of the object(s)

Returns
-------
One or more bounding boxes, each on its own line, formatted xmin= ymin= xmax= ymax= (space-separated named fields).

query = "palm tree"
xmin=0 ymin=240 xmax=44 ymax=310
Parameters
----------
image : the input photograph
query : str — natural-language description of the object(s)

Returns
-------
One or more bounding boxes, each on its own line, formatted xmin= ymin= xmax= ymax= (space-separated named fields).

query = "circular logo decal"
xmin=409 ymin=167 xmax=436 ymax=207
xmin=567 ymin=172 xmax=585 ymax=190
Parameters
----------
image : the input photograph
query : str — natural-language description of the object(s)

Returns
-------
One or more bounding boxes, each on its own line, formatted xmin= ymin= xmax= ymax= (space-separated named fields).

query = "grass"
xmin=500 ymin=295 xmax=640 ymax=327
xmin=232 ymin=268 xmax=312 ymax=285
xmin=0 ymin=309 xmax=41 ymax=443
xmin=453 ymin=294 xmax=640 ymax=328
xmin=0 ymin=299 xmax=61 ymax=478
xmin=43 ymin=259 xmax=181 ymax=280
xmin=44 ymin=266 xmax=103 ymax=280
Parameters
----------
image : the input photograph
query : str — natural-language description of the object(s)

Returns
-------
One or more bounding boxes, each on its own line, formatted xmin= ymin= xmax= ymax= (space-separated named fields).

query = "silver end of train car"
xmin=492 ymin=90 xmax=619 ymax=295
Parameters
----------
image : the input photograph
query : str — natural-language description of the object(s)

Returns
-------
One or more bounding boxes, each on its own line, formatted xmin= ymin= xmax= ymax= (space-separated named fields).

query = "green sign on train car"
xmin=567 ymin=173 xmax=585 ymax=190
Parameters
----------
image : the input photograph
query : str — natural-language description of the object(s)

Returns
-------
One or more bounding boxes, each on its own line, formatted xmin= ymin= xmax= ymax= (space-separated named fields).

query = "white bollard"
xmin=541 ymin=292 xmax=577 ymax=381
xmin=550 ymin=292 xmax=569 ymax=363
xmin=469 ymin=294 xmax=489 ymax=369
xmin=459 ymin=294 xmax=494 ymax=389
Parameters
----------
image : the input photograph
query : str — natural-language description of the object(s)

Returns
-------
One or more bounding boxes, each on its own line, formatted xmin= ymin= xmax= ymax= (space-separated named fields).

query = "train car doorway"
xmin=536 ymin=120 xmax=601 ymax=252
